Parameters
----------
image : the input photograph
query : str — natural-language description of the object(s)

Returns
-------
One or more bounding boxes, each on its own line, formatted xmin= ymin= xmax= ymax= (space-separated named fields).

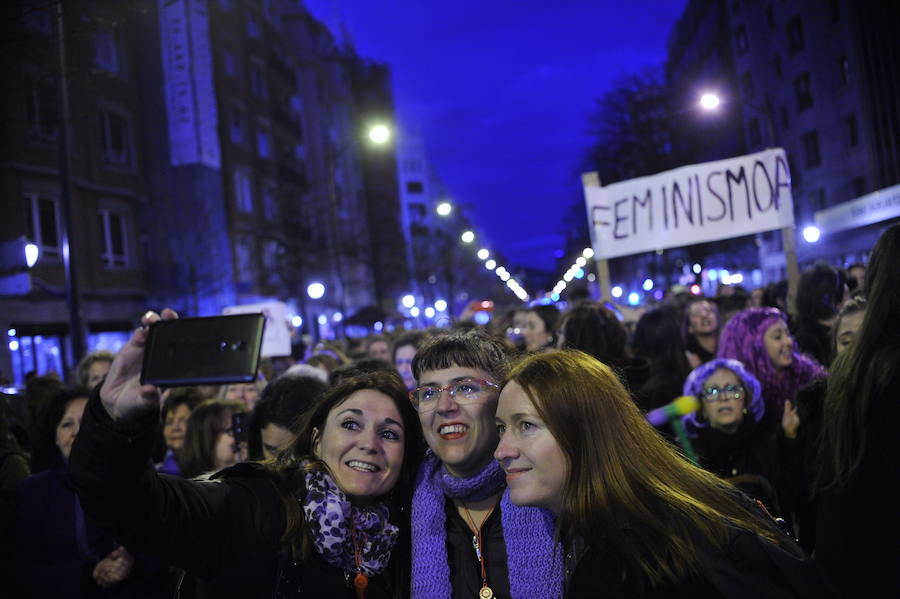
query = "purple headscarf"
xmin=681 ymin=358 xmax=764 ymax=436
xmin=717 ymin=308 xmax=825 ymax=421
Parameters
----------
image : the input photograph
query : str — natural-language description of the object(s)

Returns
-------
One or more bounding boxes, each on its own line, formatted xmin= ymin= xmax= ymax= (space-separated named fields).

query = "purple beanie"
xmin=717 ymin=308 xmax=825 ymax=419
xmin=681 ymin=358 xmax=764 ymax=436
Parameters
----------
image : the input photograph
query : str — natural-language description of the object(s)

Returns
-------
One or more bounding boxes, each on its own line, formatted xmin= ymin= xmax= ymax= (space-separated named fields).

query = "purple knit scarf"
xmin=410 ymin=451 xmax=564 ymax=598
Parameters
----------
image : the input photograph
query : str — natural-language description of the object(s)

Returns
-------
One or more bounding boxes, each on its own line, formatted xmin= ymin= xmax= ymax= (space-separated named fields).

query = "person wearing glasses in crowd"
xmin=682 ymin=358 xmax=797 ymax=519
xmin=495 ymin=350 xmax=834 ymax=598
xmin=408 ymin=330 xmax=562 ymax=598
xmin=67 ymin=309 xmax=424 ymax=598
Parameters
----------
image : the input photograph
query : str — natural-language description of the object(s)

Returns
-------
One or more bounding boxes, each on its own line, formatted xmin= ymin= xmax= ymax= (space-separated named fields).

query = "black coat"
xmin=68 ymin=394 xmax=394 ymax=599
xmin=692 ymin=417 xmax=788 ymax=517
xmin=566 ymin=499 xmax=836 ymax=599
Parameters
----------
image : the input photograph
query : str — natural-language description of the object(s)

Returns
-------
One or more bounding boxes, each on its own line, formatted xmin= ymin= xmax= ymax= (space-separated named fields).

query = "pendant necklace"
xmin=349 ymin=526 xmax=368 ymax=599
xmin=461 ymin=502 xmax=496 ymax=599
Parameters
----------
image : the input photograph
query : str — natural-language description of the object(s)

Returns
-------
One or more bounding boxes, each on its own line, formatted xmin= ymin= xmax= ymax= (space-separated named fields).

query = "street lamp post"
xmin=323 ymin=124 xmax=392 ymax=337
xmin=697 ymin=91 xmax=800 ymax=316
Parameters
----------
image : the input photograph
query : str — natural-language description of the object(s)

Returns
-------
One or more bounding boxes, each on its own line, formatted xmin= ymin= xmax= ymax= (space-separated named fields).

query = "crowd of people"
xmin=1 ymin=223 xmax=897 ymax=598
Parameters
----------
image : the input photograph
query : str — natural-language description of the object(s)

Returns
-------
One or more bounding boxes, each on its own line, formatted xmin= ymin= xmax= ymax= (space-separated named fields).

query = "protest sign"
xmin=583 ymin=148 xmax=795 ymax=260
xmin=223 ymin=301 xmax=291 ymax=357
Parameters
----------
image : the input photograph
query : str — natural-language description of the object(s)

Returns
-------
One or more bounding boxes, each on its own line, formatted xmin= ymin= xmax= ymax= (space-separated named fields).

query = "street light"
xmin=368 ymin=124 xmax=391 ymax=144
xmin=307 ymin=282 xmax=326 ymax=299
xmin=699 ymin=92 xmax=721 ymax=110
xmin=802 ymin=225 xmax=821 ymax=243
xmin=436 ymin=201 xmax=452 ymax=216
xmin=24 ymin=243 xmax=39 ymax=268
xmin=461 ymin=231 xmax=475 ymax=243
xmin=401 ymin=294 xmax=416 ymax=308
xmin=477 ymin=248 xmax=489 ymax=260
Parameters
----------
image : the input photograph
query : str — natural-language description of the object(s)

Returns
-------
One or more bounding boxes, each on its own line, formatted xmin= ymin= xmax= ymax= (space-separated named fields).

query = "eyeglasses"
xmin=701 ymin=384 xmax=745 ymax=403
xmin=409 ymin=378 xmax=500 ymax=412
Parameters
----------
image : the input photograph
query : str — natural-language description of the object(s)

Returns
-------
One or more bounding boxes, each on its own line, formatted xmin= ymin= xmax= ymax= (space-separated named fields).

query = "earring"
xmin=742 ymin=408 xmax=748 ymax=415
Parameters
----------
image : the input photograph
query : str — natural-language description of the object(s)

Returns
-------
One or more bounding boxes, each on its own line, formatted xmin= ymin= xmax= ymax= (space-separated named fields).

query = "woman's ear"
xmin=311 ymin=427 xmax=321 ymax=458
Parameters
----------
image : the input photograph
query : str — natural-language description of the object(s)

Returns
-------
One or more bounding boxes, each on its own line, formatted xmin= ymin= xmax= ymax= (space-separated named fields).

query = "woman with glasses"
xmin=717 ymin=307 xmax=824 ymax=432
xmin=682 ymin=358 xmax=796 ymax=518
xmin=408 ymin=330 xmax=562 ymax=598
xmin=495 ymin=350 xmax=834 ymax=598
xmin=67 ymin=309 xmax=424 ymax=598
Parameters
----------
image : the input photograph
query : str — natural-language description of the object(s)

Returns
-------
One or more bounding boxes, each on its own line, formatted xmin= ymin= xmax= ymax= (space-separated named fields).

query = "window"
xmin=773 ymin=55 xmax=782 ymax=78
xmin=802 ymin=131 xmax=821 ymax=168
xmin=234 ymin=236 xmax=254 ymax=283
xmin=22 ymin=0 xmax=52 ymax=34
xmin=24 ymin=74 xmax=58 ymax=142
xmin=406 ymin=181 xmax=424 ymax=194
xmin=852 ymin=177 xmax=865 ymax=197
xmin=250 ymin=61 xmax=267 ymax=98
xmin=839 ymin=56 xmax=850 ymax=85
xmin=748 ymin=118 xmax=761 ymax=147
xmin=808 ymin=188 xmax=826 ymax=213
xmin=98 ymin=209 xmax=128 ymax=268
xmin=25 ymin=193 xmax=60 ymax=260
xmin=794 ymin=73 xmax=812 ymax=111
xmin=844 ymin=115 xmax=858 ymax=146
xmin=223 ymin=49 xmax=237 ymax=77
xmin=262 ymin=184 xmax=278 ymax=221
xmin=229 ymin=107 xmax=243 ymax=143
xmin=786 ymin=16 xmax=804 ymax=54
xmin=256 ymin=124 xmax=270 ymax=158
xmin=741 ymin=71 xmax=754 ymax=99
xmin=100 ymin=109 xmax=132 ymax=166
xmin=734 ymin=25 xmax=748 ymax=54
xmin=246 ymin=11 xmax=260 ymax=37
xmin=780 ymin=105 xmax=790 ymax=129
xmin=261 ymin=240 xmax=280 ymax=284
xmin=94 ymin=26 xmax=124 ymax=76
xmin=234 ymin=169 xmax=253 ymax=213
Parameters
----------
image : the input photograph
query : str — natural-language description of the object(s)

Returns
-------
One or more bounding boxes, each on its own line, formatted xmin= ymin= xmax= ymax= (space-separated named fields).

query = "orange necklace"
xmin=348 ymin=526 xmax=368 ymax=599
xmin=461 ymin=503 xmax=497 ymax=599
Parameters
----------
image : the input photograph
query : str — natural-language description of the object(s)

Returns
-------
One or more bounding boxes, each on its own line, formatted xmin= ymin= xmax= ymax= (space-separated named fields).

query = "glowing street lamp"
xmin=401 ymin=294 xmax=416 ymax=309
xmin=436 ymin=201 xmax=452 ymax=216
xmin=477 ymin=248 xmax=489 ymax=260
xmin=461 ymin=231 xmax=475 ymax=243
xmin=368 ymin=124 xmax=391 ymax=144
xmin=699 ymin=92 xmax=721 ymax=110
xmin=307 ymin=282 xmax=326 ymax=299
xmin=802 ymin=225 xmax=821 ymax=243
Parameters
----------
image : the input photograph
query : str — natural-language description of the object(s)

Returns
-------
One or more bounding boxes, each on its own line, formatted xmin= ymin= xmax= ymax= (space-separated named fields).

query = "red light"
xmin=690 ymin=284 xmax=701 ymax=295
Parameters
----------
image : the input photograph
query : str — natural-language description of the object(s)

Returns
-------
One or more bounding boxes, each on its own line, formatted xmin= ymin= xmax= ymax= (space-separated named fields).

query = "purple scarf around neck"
xmin=410 ymin=451 xmax=564 ymax=598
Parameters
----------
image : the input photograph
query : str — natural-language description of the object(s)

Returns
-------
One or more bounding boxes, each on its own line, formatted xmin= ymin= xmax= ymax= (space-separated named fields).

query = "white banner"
xmin=223 ymin=301 xmax=291 ymax=358
xmin=815 ymin=182 xmax=900 ymax=234
xmin=583 ymin=148 xmax=795 ymax=260
xmin=158 ymin=0 xmax=220 ymax=168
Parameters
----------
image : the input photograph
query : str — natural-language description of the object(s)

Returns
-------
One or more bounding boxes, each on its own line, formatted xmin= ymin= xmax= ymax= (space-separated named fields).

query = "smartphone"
xmin=140 ymin=314 xmax=265 ymax=386
xmin=231 ymin=412 xmax=248 ymax=446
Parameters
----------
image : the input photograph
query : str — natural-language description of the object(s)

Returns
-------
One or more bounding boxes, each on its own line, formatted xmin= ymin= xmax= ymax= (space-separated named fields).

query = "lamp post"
xmin=323 ymin=123 xmax=392 ymax=337
xmin=697 ymin=91 xmax=800 ymax=316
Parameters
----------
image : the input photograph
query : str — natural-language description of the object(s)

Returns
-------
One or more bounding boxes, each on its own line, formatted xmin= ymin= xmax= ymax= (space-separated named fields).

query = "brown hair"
xmin=506 ymin=350 xmax=780 ymax=588
xmin=179 ymin=399 xmax=246 ymax=479
xmin=412 ymin=329 xmax=513 ymax=382
xmin=267 ymin=370 xmax=424 ymax=591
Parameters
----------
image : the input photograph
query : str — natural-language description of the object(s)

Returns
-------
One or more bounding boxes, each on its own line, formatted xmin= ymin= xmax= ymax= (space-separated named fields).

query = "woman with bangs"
xmin=495 ymin=350 xmax=834 ymax=598
xmin=408 ymin=330 xmax=562 ymax=598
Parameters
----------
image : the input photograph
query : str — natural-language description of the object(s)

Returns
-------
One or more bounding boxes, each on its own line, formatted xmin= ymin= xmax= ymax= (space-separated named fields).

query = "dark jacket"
xmin=801 ymin=366 xmax=900 ymax=598
xmin=13 ymin=456 xmax=165 ymax=598
xmin=68 ymin=393 xmax=393 ymax=599
xmin=691 ymin=417 xmax=787 ymax=517
xmin=566 ymin=498 xmax=835 ymax=599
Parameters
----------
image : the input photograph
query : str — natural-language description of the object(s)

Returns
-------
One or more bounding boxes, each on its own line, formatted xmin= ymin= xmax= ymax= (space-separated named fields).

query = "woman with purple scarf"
xmin=68 ymin=309 xmax=424 ymax=599
xmin=717 ymin=308 xmax=825 ymax=431
xmin=408 ymin=330 xmax=563 ymax=599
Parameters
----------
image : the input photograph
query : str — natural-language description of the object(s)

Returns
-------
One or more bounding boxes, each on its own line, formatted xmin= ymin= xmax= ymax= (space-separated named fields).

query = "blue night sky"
xmin=303 ymin=0 xmax=689 ymax=273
